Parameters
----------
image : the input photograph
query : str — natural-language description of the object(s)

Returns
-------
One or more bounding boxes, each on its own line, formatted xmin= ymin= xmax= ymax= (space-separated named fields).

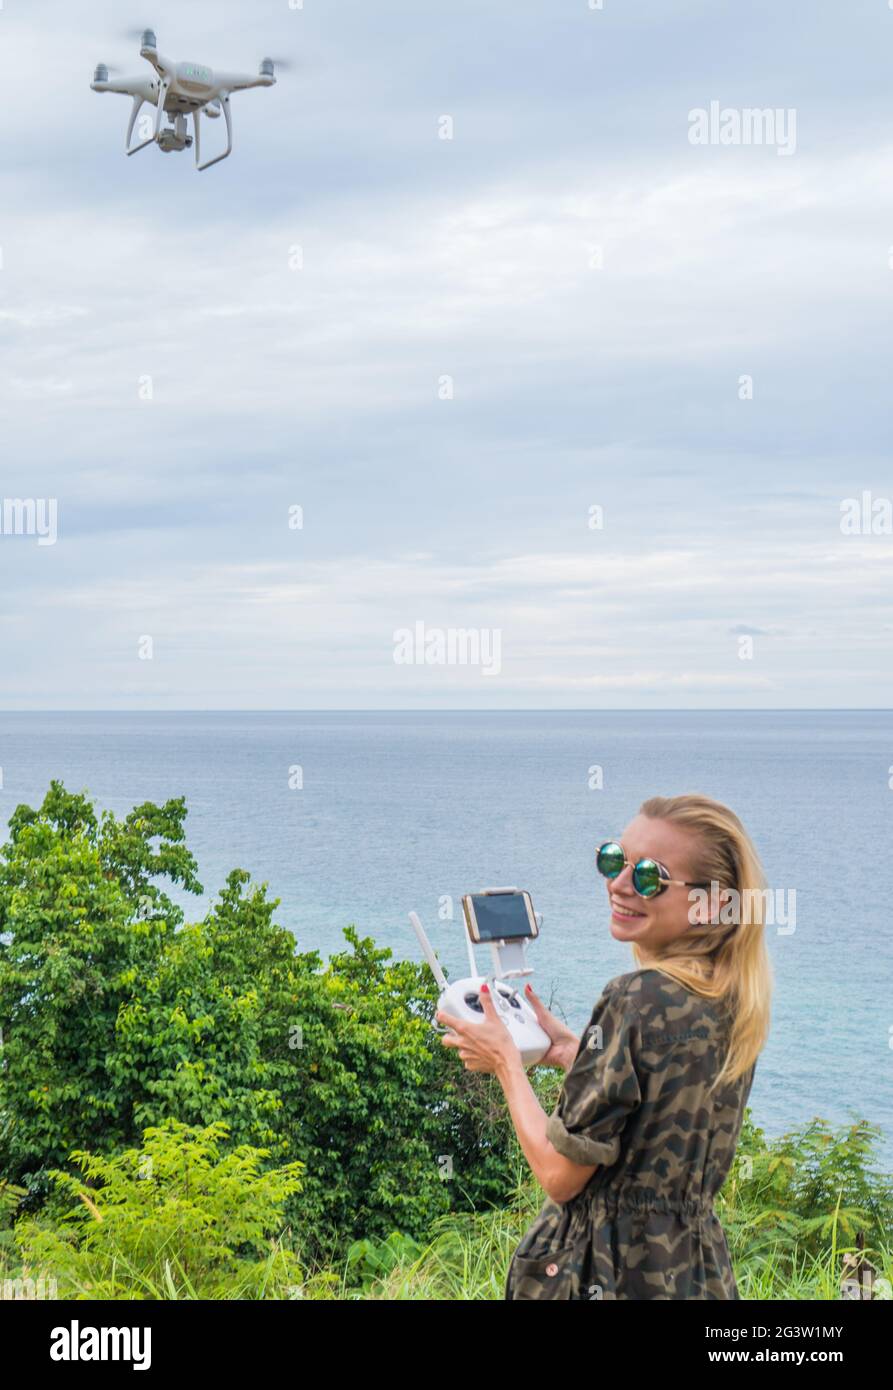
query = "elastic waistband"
xmin=580 ymin=1186 xmax=716 ymax=1217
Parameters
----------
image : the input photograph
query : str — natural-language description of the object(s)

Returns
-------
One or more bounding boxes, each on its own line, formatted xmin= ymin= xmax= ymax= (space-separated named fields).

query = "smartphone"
xmin=461 ymin=889 xmax=538 ymax=944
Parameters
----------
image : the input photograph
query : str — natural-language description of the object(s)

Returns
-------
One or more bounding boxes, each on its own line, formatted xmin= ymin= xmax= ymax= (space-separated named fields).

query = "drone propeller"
xmin=260 ymin=55 xmax=296 ymax=74
xmin=120 ymin=26 xmax=158 ymax=47
xmin=93 ymin=61 xmax=137 ymax=83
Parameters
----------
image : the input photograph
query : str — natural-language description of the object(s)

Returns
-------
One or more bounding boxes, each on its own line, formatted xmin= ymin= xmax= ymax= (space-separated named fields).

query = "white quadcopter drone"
xmin=91 ymin=29 xmax=280 ymax=171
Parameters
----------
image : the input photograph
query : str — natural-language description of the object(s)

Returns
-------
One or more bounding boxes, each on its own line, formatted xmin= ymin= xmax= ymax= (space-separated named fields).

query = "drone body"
xmin=91 ymin=30 xmax=277 ymax=171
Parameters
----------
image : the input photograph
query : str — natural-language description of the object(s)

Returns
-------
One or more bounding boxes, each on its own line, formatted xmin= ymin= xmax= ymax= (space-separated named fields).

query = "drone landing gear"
xmin=124 ymin=96 xmax=155 ymax=156
xmin=124 ymin=80 xmax=171 ymax=157
xmin=194 ymin=93 xmax=232 ymax=172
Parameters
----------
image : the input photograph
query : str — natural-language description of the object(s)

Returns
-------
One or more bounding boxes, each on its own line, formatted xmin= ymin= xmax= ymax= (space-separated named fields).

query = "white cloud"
xmin=0 ymin=0 xmax=890 ymax=707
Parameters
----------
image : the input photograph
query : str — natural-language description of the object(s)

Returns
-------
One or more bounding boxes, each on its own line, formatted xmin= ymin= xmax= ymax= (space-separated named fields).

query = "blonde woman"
xmin=436 ymin=793 xmax=773 ymax=1300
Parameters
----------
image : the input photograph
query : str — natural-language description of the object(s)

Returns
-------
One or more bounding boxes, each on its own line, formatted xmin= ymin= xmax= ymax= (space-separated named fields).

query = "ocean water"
xmin=1 ymin=710 xmax=891 ymax=1167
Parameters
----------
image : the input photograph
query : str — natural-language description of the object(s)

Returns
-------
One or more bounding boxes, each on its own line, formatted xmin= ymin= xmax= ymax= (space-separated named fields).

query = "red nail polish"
xmin=481 ymin=983 xmax=489 ymax=994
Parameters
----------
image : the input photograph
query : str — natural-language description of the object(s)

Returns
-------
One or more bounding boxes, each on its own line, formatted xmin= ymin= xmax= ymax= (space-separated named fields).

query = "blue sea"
xmin=1 ymin=710 xmax=891 ymax=1168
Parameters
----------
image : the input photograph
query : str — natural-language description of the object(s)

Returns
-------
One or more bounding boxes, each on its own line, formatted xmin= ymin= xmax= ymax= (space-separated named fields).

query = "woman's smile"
xmin=610 ymin=896 xmax=648 ymax=924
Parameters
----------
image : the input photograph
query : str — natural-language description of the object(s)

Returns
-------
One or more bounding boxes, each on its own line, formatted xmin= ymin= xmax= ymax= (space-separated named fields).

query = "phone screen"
xmin=466 ymin=892 xmax=535 ymax=941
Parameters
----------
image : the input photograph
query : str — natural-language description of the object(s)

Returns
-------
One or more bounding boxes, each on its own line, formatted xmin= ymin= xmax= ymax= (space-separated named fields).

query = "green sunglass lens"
xmin=597 ymin=843 xmax=625 ymax=878
xmin=632 ymin=859 xmax=662 ymax=897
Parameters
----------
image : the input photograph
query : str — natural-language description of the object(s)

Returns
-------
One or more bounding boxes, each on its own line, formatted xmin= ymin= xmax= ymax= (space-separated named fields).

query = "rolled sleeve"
xmin=545 ymin=983 xmax=642 ymax=1168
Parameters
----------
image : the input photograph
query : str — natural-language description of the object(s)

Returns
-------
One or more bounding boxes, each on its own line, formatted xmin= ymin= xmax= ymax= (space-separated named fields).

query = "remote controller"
xmin=409 ymin=908 xmax=551 ymax=1068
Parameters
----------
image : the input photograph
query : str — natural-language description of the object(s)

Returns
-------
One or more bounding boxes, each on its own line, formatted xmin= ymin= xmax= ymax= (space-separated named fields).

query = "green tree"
xmin=0 ymin=783 xmax=530 ymax=1264
xmin=0 ymin=782 xmax=201 ymax=1187
xmin=268 ymin=925 xmax=456 ymax=1261
xmin=109 ymin=870 xmax=297 ymax=1152
xmin=109 ymin=878 xmax=466 ymax=1263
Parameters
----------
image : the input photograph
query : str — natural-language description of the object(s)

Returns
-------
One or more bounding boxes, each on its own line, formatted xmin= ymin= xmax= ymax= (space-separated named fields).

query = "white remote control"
xmin=437 ymin=976 xmax=551 ymax=1068
xmin=409 ymin=908 xmax=551 ymax=1068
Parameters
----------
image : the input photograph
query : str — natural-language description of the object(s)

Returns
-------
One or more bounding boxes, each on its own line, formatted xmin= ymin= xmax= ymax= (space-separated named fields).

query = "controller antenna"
xmin=408 ymin=912 xmax=448 ymax=991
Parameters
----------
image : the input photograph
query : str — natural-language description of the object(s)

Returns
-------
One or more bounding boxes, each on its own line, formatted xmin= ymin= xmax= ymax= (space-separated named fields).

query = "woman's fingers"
xmin=525 ymin=986 xmax=572 ymax=1037
xmin=525 ymin=984 xmax=552 ymax=1016
xmin=524 ymin=984 xmax=551 ymax=1024
xmin=436 ymin=1008 xmax=467 ymax=1032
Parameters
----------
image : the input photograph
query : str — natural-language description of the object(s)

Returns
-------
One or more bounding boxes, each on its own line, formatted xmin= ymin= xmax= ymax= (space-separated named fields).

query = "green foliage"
xmin=0 ymin=1174 xmax=27 ymax=1270
xmin=325 ymin=1118 xmax=893 ymax=1301
xmin=344 ymin=1231 xmax=425 ymax=1292
xmin=0 ymin=782 xmax=202 ymax=1184
xmin=267 ymin=924 xmax=514 ymax=1261
xmin=14 ymin=1119 xmax=304 ymax=1299
xmin=719 ymin=1113 xmax=892 ymax=1256
xmin=109 ymin=869 xmax=298 ymax=1152
xmin=0 ymin=783 xmax=525 ymax=1266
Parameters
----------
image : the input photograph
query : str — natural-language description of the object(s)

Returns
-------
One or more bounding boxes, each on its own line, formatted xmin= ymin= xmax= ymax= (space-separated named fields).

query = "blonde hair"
xmin=633 ymin=793 xmax=773 ymax=1092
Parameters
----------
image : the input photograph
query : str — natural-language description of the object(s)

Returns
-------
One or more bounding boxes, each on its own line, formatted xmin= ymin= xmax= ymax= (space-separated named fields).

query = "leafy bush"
xmin=719 ymin=1111 xmax=893 ymax=1283
xmin=14 ymin=1119 xmax=304 ymax=1299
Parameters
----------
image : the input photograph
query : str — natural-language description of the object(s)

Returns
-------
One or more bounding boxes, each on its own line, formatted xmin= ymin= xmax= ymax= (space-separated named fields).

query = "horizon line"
xmin=0 ymin=707 xmax=890 ymax=715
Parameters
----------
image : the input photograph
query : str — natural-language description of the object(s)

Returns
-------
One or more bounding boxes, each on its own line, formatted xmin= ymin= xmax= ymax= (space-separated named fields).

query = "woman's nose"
xmin=612 ymin=864 xmax=635 ymax=892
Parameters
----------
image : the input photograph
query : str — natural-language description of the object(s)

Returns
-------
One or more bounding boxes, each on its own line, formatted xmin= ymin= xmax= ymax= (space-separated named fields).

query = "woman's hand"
xmin=522 ymin=983 xmax=580 ymax=1072
xmin=436 ymin=984 xmax=522 ymax=1076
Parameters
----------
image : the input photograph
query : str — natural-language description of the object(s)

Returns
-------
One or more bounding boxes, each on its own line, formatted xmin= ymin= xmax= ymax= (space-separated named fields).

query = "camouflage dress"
xmin=505 ymin=967 xmax=755 ymax=1300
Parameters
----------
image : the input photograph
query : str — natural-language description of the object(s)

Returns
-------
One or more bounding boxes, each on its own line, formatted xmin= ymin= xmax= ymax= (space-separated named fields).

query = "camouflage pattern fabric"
xmin=505 ymin=968 xmax=756 ymax=1300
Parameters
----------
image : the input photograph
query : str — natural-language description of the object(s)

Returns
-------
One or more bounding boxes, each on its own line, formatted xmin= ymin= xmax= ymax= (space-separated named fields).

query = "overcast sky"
xmin=1 ymin=0 xmax=891 ymax=708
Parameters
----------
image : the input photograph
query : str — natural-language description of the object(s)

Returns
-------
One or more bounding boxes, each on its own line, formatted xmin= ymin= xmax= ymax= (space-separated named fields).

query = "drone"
xmin=91 ymin=29 xmax=280 ymax=171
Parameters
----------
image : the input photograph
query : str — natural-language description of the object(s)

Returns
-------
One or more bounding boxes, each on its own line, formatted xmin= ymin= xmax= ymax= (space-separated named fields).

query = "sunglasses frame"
xmin=596 ymin=839 xmax=713 ymax=900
